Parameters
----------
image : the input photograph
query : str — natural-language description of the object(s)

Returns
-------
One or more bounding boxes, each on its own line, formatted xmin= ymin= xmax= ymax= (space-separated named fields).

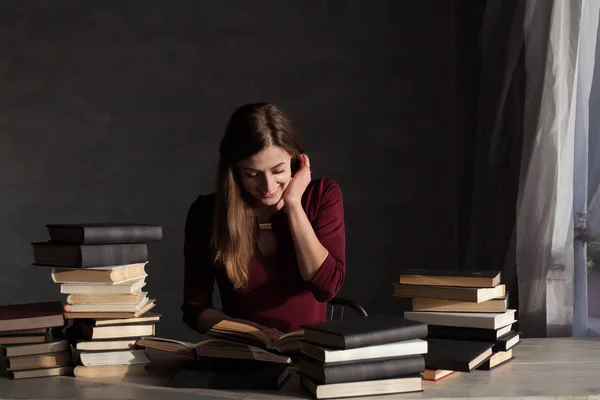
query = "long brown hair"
xmin=212 ymin=103 xmax=304 ymax=289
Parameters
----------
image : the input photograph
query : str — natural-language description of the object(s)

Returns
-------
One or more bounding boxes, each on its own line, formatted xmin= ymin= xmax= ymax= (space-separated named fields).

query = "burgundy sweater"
xmin=181 ymin=177 xmax=346 ymax=333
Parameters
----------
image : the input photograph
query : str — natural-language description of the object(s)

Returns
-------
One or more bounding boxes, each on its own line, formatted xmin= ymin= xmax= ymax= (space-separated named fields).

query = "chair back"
xmin=327 ymin=297 xmax=368 ymax=321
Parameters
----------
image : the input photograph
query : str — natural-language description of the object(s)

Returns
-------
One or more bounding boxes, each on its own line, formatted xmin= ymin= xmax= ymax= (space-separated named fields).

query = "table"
xmin=1 ymin=338 xmax=600 ymax=399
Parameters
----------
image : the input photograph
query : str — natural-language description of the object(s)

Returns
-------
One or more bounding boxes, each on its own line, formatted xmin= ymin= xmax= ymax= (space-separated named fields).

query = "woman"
xmin=181 ymin=102 xmax=346 ymax=337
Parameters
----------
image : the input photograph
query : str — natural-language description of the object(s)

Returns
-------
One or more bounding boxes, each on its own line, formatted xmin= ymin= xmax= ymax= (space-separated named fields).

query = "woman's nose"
xmin=263 ymin=174 xmax=277 ymax=191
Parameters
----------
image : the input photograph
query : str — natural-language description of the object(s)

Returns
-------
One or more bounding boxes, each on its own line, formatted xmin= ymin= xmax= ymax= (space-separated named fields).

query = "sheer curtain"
xmin=468 ymin=0 xmax=600 ymax=337
xmin=517 ymin=0 xmax=600 ymax=337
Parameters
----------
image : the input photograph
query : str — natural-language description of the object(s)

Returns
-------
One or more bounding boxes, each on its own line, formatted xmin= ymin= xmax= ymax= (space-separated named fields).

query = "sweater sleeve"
xmin=180 ymin=195 xmax=216 ymax=331
xmin=306 ymin=179 xmax=346 ymax=302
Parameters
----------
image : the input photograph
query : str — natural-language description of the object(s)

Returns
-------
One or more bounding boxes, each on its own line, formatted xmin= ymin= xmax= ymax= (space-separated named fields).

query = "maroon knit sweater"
xmin=181 ymin=177 xmax=346 ymax=333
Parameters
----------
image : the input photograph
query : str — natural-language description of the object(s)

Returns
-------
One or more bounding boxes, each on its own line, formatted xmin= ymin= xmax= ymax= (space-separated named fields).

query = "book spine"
xmin=80 ymin=244 xmax=148 ymax=267
xmin=319 ymin=356 xmax=425 ymax=384
xmin=424 ymin=357 xmax=473 ymax=372
xmin=83 ymin=226 xmax=163 ymax=244
xmin=427 ymin=326 xmax=497 ymax=341
xmin=343 ymin=324 xmax=428 ymax=349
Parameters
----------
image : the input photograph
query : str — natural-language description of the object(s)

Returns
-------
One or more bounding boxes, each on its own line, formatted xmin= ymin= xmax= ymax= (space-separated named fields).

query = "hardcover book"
xmin=302 ymin=339 xmax=427 ymax=363
xmin=398 ymin=269 xmax=501 ymax=287
xmin=32 ymin=242 xmax=148 ymax=268
xmin=424 ymin=338 xmax=494 ymax=372
xmin=301 ymin=314 xmax=428 ymax=350
xmin=299 ymin=355 xmax=425 ymax=384
xmin=0 ymin=301 xmax=65 ymax=333
xmin=300 ymin=374 xmax=422 ymax=399
xmin=426 ymin=324 xmax=514 ymax=341
xmin=46 ymin=223 xmax=162 ymax=244
xmin=404 ymin=309 xmax=516 ymax=330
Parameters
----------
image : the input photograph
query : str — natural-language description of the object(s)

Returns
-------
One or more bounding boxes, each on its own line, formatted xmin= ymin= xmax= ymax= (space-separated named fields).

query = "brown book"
xmin=208 ymin=320 xmax=304 ymax=353
xmin=6 ymin=350 xmax=72 ymax=371
xmin=8 ymin=366 xmax=74 ymax=380
xmin=85 ymin=312 xmax=161 ymax=326
xmin=135 ymin=337 xmax=292 ymax=364
xmin=421 ymin=369 xmax=456 ymax=381
xmin=411 ymin=296 xmax=508 ymax=313
xmin=66 ymin=291 xmax=144 ymax=304
xmin=0 ymin=331 xmax=55 ymax=345
xmin=51 ymin=263 xmax=147 ymax=284
xmin=477 ymin=349 xmax=513 ymax=370
xmin=3 ymin=339 xmax=70 ymax=358
xmin=0 ymin=327 xmax=50 ymax=336
xmin=73 ymin=363 xmax=147 ymax=378
xmin=399 ymin=269 xmax=501 ymax=288
xmin=77 ymin=322 xmax=155 ymax=340
xmin=63 ymin=299 xmax=155 ymax=319
xmin=0 ymin=301 xmax=65 ymax=333
xmin=393 ymin=284 xmax=506 ymax=303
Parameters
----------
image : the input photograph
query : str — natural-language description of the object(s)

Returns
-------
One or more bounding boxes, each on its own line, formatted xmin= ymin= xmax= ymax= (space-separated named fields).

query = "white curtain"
xmin=516 ymin=0 xmax=600 ymax=337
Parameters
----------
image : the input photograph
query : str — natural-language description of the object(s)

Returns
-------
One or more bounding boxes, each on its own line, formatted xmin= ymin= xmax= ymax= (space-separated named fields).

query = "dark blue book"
xmin=301 ymin=314 xmax=427 ymax=350
xmin=46 ymin=223 xmax=162 ymax=244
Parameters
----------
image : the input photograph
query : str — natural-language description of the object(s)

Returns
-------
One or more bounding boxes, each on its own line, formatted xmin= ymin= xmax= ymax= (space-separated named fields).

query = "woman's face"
xmin=237 ymin=145 xmax=293 ymax=208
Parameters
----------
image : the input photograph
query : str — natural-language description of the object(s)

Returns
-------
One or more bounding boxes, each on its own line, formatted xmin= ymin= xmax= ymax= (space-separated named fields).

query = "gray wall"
xmin=0 ymin=1 xmax=470 ymax=340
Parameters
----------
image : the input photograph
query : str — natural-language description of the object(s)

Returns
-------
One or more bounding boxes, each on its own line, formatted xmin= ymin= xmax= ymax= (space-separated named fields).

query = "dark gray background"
xmin=0 ymin=1 xmax=481 ymax=340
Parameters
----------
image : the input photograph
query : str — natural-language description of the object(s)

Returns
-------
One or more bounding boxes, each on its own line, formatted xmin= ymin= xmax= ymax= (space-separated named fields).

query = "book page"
xmin=210 ymin=320 xmax=272 ymax=347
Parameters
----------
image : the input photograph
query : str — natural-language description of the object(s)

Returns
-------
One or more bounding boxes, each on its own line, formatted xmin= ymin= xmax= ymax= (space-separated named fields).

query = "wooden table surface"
xmin=1 ymin=337 xmax=600 ymax=399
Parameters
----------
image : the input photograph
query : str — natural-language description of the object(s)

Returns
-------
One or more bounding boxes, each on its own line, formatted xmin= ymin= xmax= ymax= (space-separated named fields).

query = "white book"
xmin=404 ymin=309 xmax=516 ymax=330
xmin=84 ymin=262 xmax=148 ymax=271
xmin=302 ymin=339 xmax=427 ymax=363
xmin=76 ymin=339 xmax=138 ymax=351
xmin=301 ymin=375 xmax=422 ymax=399
xmin=64 ymin=296 xmax=149 ymax=313
xmin=9 ymin=366 xmax=74 ymax=380
xmin=60 ymin=277 xmax=146 ymax=294
xmin=79 ymin=349 xmax=150 ymax=367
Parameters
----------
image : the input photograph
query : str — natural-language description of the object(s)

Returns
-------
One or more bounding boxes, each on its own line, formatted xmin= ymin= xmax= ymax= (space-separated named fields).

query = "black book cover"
xmin=299 ymin=355 xmax=425 ymax=385
xmin=427 ymin=324 xmax=509 ymax=341
xmin=46 ymin=223 xmax=163 ymax=244
xmin=425 ymin=338 xmax=494 ymax=372
xmin=172 ymin=359 xmax=291 ymax=390
xmin=400 ymin=269 xmax=500 ymax=278
xmin=492 ymin=331 xmax=520 ymax=352
xmin=32 ymin=242 xmax=148 ymax=268
xmin=301 ymin=314 xmax=428 ymax=350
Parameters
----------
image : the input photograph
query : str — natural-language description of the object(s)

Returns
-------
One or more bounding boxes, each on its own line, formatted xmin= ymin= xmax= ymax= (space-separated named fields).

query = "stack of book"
xmin=31 ymin=223 xmax=163 ymax=378
xmin=298 ymin=315 xmax=428 ymax=399
xmin=394 ymin=269 xmax=520 ymax=378
xmin=0 ymin=301 xmax=72 ymax=379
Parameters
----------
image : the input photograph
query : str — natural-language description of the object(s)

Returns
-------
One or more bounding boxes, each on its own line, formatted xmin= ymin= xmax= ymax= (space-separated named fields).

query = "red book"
xmin=0 ymin=301 xmax=65 ymax=333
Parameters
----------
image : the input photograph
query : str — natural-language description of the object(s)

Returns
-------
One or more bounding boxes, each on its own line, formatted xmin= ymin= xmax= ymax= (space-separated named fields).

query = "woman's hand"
xmin=283 ymin=153 xmax=311 ymax=211
xmin=231 ymin=318 xmax=285 ymax=342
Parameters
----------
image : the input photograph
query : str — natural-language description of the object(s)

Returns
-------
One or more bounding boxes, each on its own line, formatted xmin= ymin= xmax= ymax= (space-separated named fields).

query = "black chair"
xmin=327 ymin=297 xmax=368 ymax=321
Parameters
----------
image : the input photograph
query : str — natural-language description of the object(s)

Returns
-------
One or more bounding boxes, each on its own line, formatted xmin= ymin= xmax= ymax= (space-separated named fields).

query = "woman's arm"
xmin=181 ymin=195 xmax=217 ymax=333
xmin=286 ymin=203 xmax=329 ymax=281
xmin=283 ymin=155 xmax=346 ymax=300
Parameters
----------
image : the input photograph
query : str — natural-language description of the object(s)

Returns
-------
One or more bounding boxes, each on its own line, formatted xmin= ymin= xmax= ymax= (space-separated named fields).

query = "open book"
xmin=134 ymin=337 xmax=292 ymax=364
xmin=207 ymin=320 xmax=304 ymax=354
